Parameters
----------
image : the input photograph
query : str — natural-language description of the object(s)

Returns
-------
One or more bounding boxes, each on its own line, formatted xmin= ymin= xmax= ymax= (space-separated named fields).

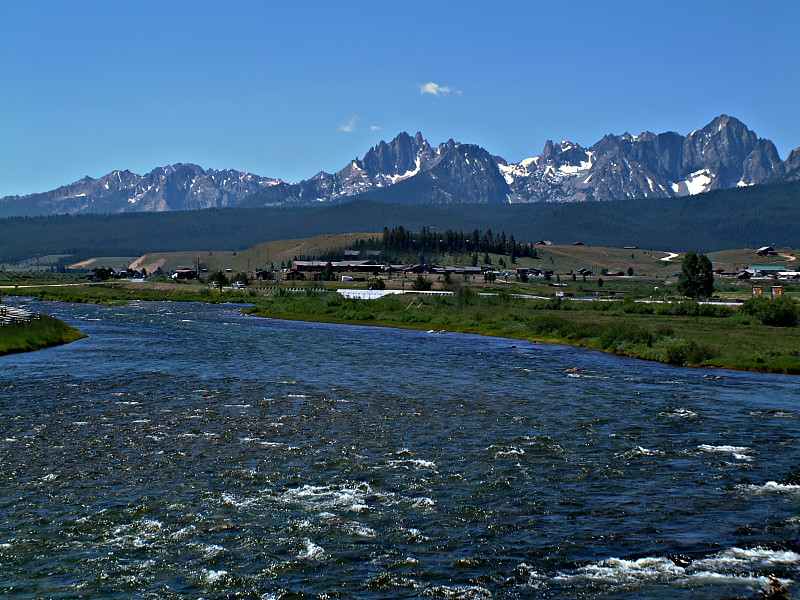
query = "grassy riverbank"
xmin=4 ymin=282 xmax=798 ymax=373
xmin=1 ymin=282 xmax=256 ymax=305
xmin=244 ymin=291 xmax=800 ymax=374
xmin=0 ymin=314 xmax=86 ymax=356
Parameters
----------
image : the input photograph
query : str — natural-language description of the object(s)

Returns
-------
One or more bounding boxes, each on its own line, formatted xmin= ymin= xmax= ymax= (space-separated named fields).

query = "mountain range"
xmin=2 ymin=115 xmax=798 ymax=217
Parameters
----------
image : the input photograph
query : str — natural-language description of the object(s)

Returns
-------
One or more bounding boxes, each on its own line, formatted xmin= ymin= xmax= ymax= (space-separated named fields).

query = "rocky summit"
xmin=1 ymin=115 xmax=797 ymax=217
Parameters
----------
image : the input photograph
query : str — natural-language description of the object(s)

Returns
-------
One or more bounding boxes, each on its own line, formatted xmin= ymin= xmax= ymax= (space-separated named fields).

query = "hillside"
xmin=1 ymin=181 xmax=799 ymax=267
xmin=120 ymin=235 xmax=800 ymax=285
xmin=130 ymin=233 xmax=378 ymax=274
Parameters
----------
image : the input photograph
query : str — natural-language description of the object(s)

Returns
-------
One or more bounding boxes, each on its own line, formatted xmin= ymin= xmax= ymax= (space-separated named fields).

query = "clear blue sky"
xmin=1 ymin=0 xmax=798 ymax=197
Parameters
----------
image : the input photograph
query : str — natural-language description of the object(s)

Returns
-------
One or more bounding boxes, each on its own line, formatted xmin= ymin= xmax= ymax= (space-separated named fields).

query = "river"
xmin=1 ymin=299 xmax=798 ymax=599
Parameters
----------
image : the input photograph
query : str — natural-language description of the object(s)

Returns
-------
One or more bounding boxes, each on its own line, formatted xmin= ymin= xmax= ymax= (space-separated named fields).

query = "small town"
xmin=3 ymin=3 xmax=800 ymax=598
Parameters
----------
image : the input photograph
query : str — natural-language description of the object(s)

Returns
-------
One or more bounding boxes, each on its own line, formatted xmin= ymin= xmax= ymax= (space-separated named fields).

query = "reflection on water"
xmin=1 ymin=299 xmax=798 ymax=598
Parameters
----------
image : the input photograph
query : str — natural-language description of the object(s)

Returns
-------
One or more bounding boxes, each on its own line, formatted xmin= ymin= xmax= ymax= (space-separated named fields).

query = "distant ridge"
xmin=2 ymin=180 xmax=799 ymax=262
xmin=1 ymin=115 xmax=798 ymax=217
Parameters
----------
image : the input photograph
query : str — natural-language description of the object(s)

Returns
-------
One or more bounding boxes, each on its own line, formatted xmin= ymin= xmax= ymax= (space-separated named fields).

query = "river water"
xmin=1 ymin=299 xmax=798 ymax=599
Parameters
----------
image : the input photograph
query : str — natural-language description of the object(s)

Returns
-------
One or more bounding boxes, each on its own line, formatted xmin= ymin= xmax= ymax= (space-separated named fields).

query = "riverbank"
xmin=4 ymin=283 xmax=798 ymax=373
xmin=0 ymin=314 xmax=86 ymax=356
xmin=244 ymin=291 xmax=800 ymax=374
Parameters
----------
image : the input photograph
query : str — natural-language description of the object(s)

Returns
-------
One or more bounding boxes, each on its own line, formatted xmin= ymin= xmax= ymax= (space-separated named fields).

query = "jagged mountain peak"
xmin=704 ymin=113 xmax=741 ymax=130
xmin=785 ymin=147 xmax=800 ymax=180
xmin=361 ymin=131 xmax=429 ymax=177
xmin=1 ymin=115 xmax=796 ymax=217
xmin=497 ymin=114 xmax=793 ymax=203
xmin=692 ymin=114 xmax=753 ymax=140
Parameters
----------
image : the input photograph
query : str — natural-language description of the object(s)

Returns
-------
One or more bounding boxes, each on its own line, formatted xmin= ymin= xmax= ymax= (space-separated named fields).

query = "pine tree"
xmin=678 ymin=251 xmax=700 ymax=298
xmin=698 ymin=253 xmax=715 ymax=298
xmin=678 ymin=251 xmax=715 ymax=298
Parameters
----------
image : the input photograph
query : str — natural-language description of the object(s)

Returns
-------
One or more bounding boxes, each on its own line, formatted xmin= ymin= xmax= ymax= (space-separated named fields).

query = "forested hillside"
xmin=1 ymin=181 xmax=798 ymax=263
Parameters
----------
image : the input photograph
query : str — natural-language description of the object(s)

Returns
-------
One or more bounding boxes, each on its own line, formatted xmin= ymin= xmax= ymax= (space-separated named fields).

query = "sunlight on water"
xmin=1 ymin=299 xmax=798 ymax=598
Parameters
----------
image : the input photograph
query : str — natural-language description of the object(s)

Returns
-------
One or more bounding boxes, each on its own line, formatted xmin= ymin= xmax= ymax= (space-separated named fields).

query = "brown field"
xmin=128 ymin=233 xmax=380 ymax=274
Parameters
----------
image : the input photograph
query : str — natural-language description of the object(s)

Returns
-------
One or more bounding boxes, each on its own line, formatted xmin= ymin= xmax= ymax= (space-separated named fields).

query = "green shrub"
xmin=455 ymin=286 xmax=478 ymax=307
xmin=598 ymin=322 xmax=654 ymax=350
xmin=528 ymin=314 xmax=567 ymax=335
xmin=411 ymin=274 xmax=432 ymax=291
xmin=648 ymin=337 xmax=715 ymax=365
xmin=620 ymin=297 xmax=654 ymax=314
xmin=740 ymin=296 xmax=799 ymax=327
xmin=698 ymin=303 xmax=733 ymax=318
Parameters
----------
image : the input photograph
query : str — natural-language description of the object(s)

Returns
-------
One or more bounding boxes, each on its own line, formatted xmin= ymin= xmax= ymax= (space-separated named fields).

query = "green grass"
xmin=0 ymin=314 xmax=86 ymax=355
xmin=1 ymin=282 xmax=258 ymax=305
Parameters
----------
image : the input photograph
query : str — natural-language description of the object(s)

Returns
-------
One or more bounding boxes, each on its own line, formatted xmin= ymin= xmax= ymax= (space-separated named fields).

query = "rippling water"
xmin=1 ymin=299 xmax=798 ymax=599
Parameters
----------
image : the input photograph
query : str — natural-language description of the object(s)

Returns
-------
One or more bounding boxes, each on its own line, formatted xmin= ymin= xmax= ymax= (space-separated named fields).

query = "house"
xmin=757 ymin=246 xmax=777 ymax=256
xmin=337 ymin=260 xmax=383 ymax=273
xmin=291 ymin=259 xmax=383 ymax=274
xmin=403 ymin=264 xmax=427 ymax=274
xmin=431 ymin=266 xmax=484 ymax=276
xmin=385 ymin=265 xmax=407 ymax=273
xmin=605 ymin=269 xmax=626 ymax=277
xmin=172 ymin=268 xmax=198 ymax=281
xmin=253 ymin=270 xmax=275 ymax=281
xmin=86 ymin=267 xmax=117 ymax=281
xmin=748 ymin=265 xmax=786 ymax=277
xmin=120 ymin=269 xmax=144 ymax=278
xmin=284 ymin=269 xmax=306 ymax=281
xmin=716 ymin=269 xmax=745 ymax=278
xmin=291 ymin=260 xmax=329 ymax=272
xmin=535 ymin=240 xmax=554 ymax=246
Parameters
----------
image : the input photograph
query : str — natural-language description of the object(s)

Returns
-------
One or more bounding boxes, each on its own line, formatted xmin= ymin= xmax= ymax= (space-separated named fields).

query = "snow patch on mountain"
xmin=671 ymin=169 xmax=715 ymax=196
xmin=386 ymin=156 xmax=422 ymax=184
xmin=2 ymin=115 xmax=796 ymax=216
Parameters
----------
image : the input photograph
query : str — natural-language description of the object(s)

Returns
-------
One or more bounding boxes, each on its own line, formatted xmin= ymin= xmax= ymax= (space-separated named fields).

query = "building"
xmin=172 ymin=268 xmax=198 ymax=281
xmin=86 ymin=267 xmax=117 ymax=281
xmin=291 ymin=260 xmax=382 ymax=274
xmin=747 ymin=265 xmax=788 ymax=277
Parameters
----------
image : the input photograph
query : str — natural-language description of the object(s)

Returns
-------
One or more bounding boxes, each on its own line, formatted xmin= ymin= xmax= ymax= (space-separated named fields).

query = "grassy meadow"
xmin=0 ymin=314 xmax=86 ymax=356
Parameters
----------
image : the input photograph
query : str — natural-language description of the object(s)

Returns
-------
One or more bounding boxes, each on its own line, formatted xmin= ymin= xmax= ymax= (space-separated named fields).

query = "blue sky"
xmin=1 ymin=0 xmax=798 ymax=197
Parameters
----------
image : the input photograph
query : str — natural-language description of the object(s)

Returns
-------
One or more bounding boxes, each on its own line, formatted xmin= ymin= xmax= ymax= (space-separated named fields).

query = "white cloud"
xmin=419 ymin=81 xmax=461 ymax=96
xmin=370 ymin=125 xmax=381 ymax=131
xmin=338 ymin=116 xmax=358 ymax=132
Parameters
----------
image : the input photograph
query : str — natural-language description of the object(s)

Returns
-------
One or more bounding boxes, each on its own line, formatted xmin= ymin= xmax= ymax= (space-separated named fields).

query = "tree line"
xmin=349 ymin=226 xmax=539 ymax=262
